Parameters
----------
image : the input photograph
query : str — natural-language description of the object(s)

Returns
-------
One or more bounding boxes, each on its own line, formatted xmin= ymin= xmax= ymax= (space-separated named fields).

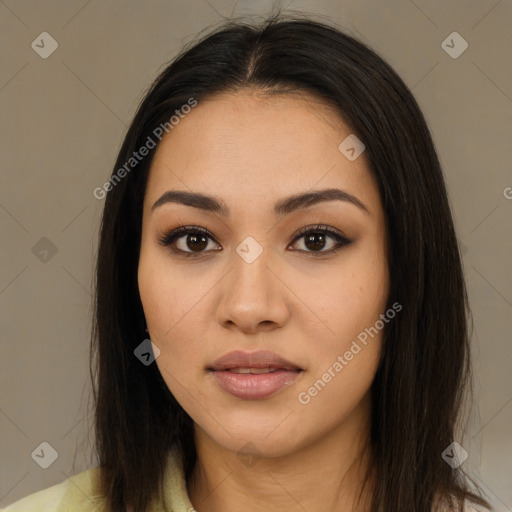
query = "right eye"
xmin=159 ymin=225 xmax=222 ymax=257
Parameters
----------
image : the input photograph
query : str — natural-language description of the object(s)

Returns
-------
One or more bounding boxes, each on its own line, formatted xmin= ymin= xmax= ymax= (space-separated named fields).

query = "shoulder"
xmin=1 ymin=467 xmax=106 ymax=512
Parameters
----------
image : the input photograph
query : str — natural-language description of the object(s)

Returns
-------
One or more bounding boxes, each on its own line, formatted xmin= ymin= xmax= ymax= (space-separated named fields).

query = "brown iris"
xmin=304 ymin=233 xmax=326 ymax=251
xmin=187 ymin=233 xmax=208 ymax=252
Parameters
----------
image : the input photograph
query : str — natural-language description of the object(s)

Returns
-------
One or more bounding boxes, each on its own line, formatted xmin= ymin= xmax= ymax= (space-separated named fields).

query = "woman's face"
xmin=138 ymin=90 xmax=389 ymax=458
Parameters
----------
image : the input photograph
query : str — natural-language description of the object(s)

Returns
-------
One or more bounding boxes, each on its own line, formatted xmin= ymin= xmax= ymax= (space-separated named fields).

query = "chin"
xmin=230 ymin=436 xmax=298 ymax=461
xmin=199 ymin=423 xmax=302 ymax=460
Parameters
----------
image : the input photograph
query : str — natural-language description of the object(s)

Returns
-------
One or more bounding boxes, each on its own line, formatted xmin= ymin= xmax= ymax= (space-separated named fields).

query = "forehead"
xmin=144 ymin=89 xmax=377 ymax=212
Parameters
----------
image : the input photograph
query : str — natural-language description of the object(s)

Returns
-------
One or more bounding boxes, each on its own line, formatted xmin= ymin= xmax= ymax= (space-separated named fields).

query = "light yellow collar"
xmin=160 ymin=448 xmax=195 ymax=512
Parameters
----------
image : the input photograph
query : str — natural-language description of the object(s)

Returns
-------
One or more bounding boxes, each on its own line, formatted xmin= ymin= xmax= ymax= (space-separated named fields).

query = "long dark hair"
xmin=90 ymin=14 xmax=491 ymax=512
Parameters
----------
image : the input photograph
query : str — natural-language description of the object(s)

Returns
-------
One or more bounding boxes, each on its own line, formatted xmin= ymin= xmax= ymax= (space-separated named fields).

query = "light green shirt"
xmin=1 ymin=448 xmax=195 ymax=511
xmin=1 ymin=450 xmax=488 ymax=511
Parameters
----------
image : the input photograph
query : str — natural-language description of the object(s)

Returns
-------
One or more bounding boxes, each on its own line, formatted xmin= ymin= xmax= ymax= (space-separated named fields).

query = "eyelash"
xmin=158 ymin=224 xmax=353 ymax=258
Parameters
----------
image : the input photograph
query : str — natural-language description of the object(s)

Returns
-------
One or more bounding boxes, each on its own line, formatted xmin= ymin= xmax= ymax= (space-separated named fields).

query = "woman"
xmin=2 ymin=15 xmax=492 ymax=512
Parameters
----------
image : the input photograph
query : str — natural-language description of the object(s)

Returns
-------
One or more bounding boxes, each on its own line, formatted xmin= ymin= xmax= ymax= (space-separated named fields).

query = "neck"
xmin=186 ymin=395 xmax=375 ymax=512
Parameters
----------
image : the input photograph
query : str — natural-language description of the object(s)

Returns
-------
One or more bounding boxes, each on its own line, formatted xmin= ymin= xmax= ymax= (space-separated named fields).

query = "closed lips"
xmin=208 ymin=350 xmax=303 ymax=372
xmin=208 ymin=350 xmax=305 ymax=400
xmin=229 ymin=367 xmax=287 ymax=374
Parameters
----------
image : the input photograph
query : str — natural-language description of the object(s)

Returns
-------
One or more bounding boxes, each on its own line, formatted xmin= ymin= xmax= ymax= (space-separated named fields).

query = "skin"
xmin=137 ymin=89 xmax=389 ymax=512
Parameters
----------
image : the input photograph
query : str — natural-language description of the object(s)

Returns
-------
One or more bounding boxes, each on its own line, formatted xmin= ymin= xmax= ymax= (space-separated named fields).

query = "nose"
xmin=216 ymin=244 xmax=291 ymax=334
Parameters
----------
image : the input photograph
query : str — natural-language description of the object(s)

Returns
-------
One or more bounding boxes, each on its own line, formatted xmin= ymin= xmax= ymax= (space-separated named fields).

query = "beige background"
xmin=0 ymin=0 xmax=511 ymax=509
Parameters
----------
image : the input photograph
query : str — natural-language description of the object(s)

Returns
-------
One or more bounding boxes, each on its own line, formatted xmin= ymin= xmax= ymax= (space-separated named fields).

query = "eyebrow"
xmin=151 ymin=188 xmax=370 ymax=217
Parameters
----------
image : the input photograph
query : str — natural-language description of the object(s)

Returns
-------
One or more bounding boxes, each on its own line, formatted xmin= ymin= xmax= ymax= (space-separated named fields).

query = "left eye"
xmin=288 ymin=225 xmax=353 ymax=254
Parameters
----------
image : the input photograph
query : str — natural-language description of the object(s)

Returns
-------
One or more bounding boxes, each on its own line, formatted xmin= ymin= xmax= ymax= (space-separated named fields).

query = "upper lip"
xmin=209 ymin=350 xmax=303 ymax=371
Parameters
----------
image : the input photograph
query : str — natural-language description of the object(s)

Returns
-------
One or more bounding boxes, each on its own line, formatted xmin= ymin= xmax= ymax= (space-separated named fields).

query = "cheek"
xmin=289 ymin=244 xmax=389 ymax=403
xmin=138 ymin=248 xmax=204 ymax=340
xmin=293 ymin=250 xmax=388 ymax=344
xmin=295 ymin=276 xmax=387 ymax=424
xmin=138 ymin=250 xmax=210 ymax=396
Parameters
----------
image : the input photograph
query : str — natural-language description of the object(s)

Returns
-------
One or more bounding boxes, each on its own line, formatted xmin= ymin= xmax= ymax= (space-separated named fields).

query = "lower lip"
xmin=211 ymin=369 xmax=302 ymax=400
